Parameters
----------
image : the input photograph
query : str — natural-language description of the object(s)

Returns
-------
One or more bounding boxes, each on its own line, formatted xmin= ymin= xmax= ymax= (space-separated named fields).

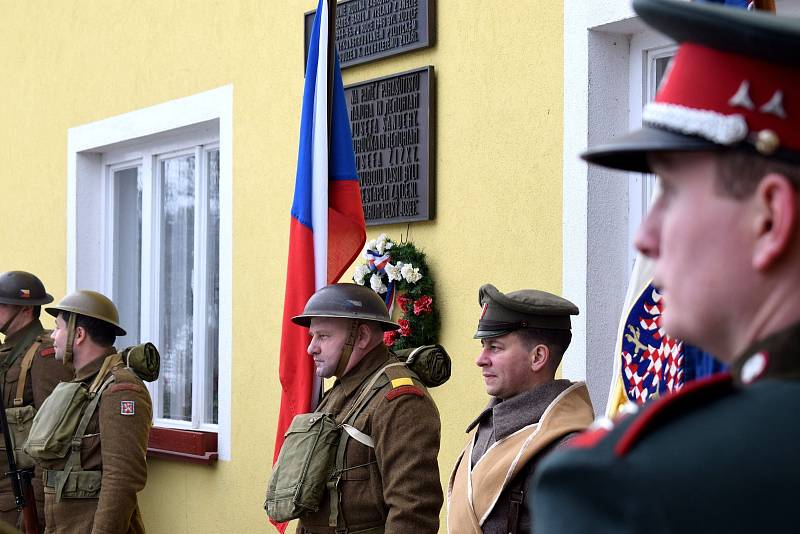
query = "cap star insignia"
xmin=728 ymin=80 xmax=754 ymax=110
xmin=760 ymin=90 xmax=786 ymax=119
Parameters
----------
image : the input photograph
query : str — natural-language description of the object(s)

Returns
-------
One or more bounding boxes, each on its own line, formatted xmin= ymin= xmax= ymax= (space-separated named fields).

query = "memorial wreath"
xmin=353 ymin=233 xmax=440 ymax=350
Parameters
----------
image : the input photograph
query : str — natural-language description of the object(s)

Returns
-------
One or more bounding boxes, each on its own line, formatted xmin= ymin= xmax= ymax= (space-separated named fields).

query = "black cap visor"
xmin=581 ymin=125 xmax=720 ymax=173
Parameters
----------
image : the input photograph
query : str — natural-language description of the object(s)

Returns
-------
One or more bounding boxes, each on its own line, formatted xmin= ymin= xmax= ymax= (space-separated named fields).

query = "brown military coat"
xmin=0 ymin=319 xmax=73 ymax=531
xmin=298 ymin=345 xmax=443 ymax=534
xmin=40 ymin=350 xmax=152 ymax=534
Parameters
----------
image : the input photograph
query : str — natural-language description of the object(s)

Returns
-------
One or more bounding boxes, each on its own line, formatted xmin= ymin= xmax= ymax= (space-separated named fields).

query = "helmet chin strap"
xmin=63 ymin=313 xmax=77 ymax=366
xmin=334 ymin=320 xmax=360 ymax=378
xmin=0 ymin=307 xmax=22 ymax=335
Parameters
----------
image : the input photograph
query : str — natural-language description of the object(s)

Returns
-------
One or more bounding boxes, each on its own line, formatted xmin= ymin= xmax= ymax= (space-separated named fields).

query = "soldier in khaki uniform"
xmin=447 ymin=285 xmax=594 ymax=534
xmin=291 ymin=283 xmax=443 ymax=534
xmin=0 ymin=271 xmax=73 ymax=531
xmin=39 ymin=291 xmax=152 ymax=534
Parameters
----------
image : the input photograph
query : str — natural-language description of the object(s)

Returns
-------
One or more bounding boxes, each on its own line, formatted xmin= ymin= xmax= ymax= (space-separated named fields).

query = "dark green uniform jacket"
xmin=298 ymin=344 xmax=443 ymax=534
xmin=532 ymin=322 xmax=800 ymax=533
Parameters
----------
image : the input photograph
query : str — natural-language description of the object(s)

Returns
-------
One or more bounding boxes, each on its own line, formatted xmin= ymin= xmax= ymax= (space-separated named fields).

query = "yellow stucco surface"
xmin=1 ymin=1 xmax=563 ymax=531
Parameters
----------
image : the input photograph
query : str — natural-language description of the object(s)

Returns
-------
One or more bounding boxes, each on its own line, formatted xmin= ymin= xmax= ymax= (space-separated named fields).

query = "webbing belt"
xmin=13 ymin=341 xmax=40 ymax=407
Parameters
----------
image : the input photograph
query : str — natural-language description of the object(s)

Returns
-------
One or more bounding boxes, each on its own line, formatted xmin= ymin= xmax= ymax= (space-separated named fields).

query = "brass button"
xmin=755 ymin=129 xmax=780 ymax=155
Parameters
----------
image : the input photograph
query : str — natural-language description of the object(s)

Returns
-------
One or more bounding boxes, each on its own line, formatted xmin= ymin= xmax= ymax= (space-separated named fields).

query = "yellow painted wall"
xmin=0 ymin=1 xmax=563 ymax=532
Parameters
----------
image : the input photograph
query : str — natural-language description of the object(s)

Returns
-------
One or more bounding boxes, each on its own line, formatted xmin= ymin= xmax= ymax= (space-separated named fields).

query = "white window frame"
xmin=102 ymin=137 xmax=220 ymax=431
xmin=627 ymin=38 xmax=677 ymax=271
xmin=66 ymin=86 xmax=233 ymax=460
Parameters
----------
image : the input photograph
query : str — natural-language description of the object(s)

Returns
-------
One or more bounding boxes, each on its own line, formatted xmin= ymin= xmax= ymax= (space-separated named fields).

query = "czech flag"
xmin=271 ymin=0 xmax=365 ymax=531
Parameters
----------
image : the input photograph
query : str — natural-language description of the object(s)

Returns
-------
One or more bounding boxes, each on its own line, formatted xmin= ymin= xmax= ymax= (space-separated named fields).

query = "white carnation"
xmin=370 ymin=274 xmax=388 ymax=294
xmin=400 ymin=263 xmax=423 ymax=284
xmin=385 ymin=262 xmax=402 ymax=282
xmin=353 ymin=264 xmax=370 ymax=285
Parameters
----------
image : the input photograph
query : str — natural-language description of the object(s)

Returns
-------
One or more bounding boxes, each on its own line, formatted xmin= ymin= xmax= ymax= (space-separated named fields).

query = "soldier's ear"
xmin=531 ymin=344 xmax=550 ymax=373
xmin=752 ymin=173 xmax=798 ymax=271
xmin=354 ymin=322 xmax=373 ymax=350
xmin=73 ymin=325 xmax=87 ymax=346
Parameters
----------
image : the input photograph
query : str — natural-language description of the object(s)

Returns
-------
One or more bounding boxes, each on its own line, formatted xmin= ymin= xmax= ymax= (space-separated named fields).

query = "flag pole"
xmin=327 ymin=0 xmax=338 ymax=144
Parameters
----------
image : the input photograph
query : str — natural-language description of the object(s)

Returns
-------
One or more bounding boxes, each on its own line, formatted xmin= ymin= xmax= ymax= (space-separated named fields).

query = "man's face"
xmin=635 ymin=152 xmax=756 ymax=360
xmin=475 ymin=332 xmax=538 ymax=400
xmin=51 ymin=314 xmax=69 ymax=361
xmin=307 ymin=317 xmax=351 ymax=378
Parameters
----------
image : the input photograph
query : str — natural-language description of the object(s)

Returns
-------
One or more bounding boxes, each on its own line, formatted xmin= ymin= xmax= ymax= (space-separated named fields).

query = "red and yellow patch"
xmin=386 ymin=378 xmax=424 ymax=401
xmin=39 ymin=347 xmax=55 ymax=358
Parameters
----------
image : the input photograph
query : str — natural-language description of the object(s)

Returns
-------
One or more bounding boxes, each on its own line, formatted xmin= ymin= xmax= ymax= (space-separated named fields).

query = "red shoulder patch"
xmin=613 ymin=371 xmax=733 ymax=457
xmin=385 ymin=385 xmax=424 ymax=401
xmin=39 ymin=347 xmax=55 ymax=358
xmin=568 ymin=426 xmax=612 ymax=450
xmin=110 ymin=383 xmax=143 ymax=394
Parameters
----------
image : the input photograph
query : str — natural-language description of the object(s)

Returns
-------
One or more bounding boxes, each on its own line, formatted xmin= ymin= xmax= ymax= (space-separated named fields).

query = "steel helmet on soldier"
xmin=292 ymin=283 xmax=400 ymax=331
xmin=0 ymin=271 xmax=53 ymax=306
xmin=45 ymin=290 xmax=126 ymax=336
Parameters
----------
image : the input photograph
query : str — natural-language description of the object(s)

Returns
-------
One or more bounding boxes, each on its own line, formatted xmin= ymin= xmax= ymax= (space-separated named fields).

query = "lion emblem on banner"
xmin=620 ymin=285 xmax=685 ymax=403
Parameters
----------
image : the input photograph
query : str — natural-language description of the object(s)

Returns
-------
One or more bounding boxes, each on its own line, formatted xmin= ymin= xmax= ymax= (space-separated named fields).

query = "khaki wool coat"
xmin=40 ymin=350 xmax=152 ymax=534
xmin=298 ymin=344 xmax=443 ymax=534
xmin=0 ymin=319 xmax=73 ymax=531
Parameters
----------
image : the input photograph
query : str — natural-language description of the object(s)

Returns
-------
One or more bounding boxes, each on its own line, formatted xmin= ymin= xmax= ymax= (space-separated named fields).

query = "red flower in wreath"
xmin=383 ymin=330 xmax=399 ymax=347
xmin=413 ymin=295 xmax=433 ymax=316
xmin=397 ymin=319 xmax=412 ymax=337
xmin=397 ymin=295 xmax=413 ymax=313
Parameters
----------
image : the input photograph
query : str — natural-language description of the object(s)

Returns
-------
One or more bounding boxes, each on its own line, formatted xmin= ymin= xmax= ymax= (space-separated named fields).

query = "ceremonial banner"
xmin=606 ymin=185 xmax=722 ymax=417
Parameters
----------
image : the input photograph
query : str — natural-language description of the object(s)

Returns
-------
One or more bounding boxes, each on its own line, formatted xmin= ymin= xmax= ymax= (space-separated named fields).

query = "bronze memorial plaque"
xmin=345 ymin=66 xmax=434 ymax=226
xmin=305 ymin=0 xmax=434 ymax=69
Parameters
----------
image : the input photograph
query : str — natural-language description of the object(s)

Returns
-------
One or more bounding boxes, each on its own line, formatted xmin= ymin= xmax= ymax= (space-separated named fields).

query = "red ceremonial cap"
xmin=582 ymin=0 xmax=800 ymax=173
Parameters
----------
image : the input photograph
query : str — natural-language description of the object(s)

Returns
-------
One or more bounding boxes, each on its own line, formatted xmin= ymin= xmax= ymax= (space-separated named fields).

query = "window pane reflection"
xmin=159 ymin=155 xmax=195 ymax=422
xmin=113 ymin=166 xmax=142 ymax=349
xmin=205 ymin=149 xmax=220 ymax=425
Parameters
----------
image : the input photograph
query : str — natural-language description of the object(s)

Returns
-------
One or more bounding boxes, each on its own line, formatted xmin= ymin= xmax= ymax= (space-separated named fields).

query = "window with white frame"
xmin=627 ymin=36 xmax=677 ymax=271
xmin=104 ymin=130 xmax=220 ymax=429
xmin=68 ymin=86 xmax=232 ymax=460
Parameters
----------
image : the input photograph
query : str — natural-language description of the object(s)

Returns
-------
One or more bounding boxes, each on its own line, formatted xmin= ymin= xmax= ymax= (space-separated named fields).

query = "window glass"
xmin=205 ymin=149 xmax=220 ymax=424
xmin=159 ymin=155 xmax=196 ymax=422
xmin=113 ymin=166 xmax=143 ymax=349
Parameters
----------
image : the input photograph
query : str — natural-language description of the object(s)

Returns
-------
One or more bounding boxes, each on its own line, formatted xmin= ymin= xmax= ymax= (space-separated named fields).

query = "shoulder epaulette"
xmin=382 ymin=363 xmax=425 ymax=400
xmin=109 ymin=383 xmax=144 ymax=394
xmin=612 ymin=372 xmax=733 ymax=457
xmin=110 ymin=365 xmax=141 ymax=384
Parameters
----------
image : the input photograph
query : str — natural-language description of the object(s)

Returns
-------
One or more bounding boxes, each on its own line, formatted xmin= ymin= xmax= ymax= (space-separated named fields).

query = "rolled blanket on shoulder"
xmin=394 ymin=344 xmax=451 ymax=388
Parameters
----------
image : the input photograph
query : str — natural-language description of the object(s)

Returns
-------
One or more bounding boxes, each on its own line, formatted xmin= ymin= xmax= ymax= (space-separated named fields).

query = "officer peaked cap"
xmin=474 ymin=284 xmax=579 ymax=339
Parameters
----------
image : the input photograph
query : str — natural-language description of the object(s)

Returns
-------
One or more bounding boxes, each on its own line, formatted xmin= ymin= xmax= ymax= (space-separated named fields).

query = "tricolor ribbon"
xmin=366 ymin=249 xmax=395 ymax=310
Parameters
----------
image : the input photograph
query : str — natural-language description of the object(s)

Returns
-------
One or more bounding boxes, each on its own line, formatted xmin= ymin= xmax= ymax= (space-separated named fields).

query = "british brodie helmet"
xmin=0 ymin=271 xmax=53 ymax=306
xmin=293 ymin=284 xmax=399 ymax=377
xmin=45 ymin=290 xmax=126 ymax=366
xmin=292 ymin=283 xmax=400 ymax=331
xmin=45 ymin=290 xmax=126 ymax=336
